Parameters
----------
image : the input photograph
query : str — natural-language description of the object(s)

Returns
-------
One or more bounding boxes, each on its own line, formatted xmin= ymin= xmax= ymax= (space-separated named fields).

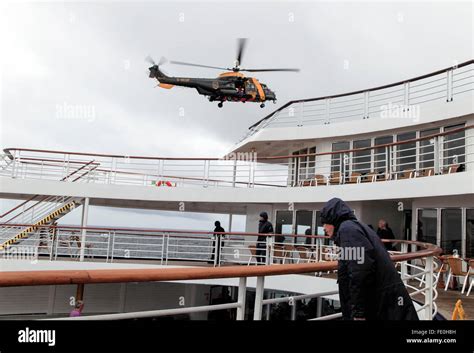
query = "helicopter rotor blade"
xmin=145 ymin=55 xmax=156 ymax=66
xmin=158 ymin=56 xmax=168 ymax=66
xmin=236 ymin=38 xmax=247 ymax=67
xmin=170 ymin=60 xmax=230 ymax=71
xmin=240 ymin=68 xmax=300 ymax=72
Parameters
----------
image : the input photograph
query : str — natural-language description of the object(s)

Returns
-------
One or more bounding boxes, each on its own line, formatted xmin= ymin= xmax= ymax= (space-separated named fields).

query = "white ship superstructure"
xmin=0 ymin=60 xmax=472 ymax=320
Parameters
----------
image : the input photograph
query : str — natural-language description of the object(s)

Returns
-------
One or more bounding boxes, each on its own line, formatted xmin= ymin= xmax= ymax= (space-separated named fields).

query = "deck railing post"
xmin=266 ymin=235 xmax=273 ymax=265
xmin=232 ymin=159 xmax=237 ymax=188
xmin=79 ymin=197 xmax=90 ymax=262
xmin=253 ymin=276 xmax=265 ymax=320
xmin=400 ymin=242 xmax=408 ymax=284
xmin=433 ymin=136 xmax=440 ymax=174
xmin=424 ymin=256 xmax=434 ymax=320
xmin=236 ymin=277 xmax=247 ymax=320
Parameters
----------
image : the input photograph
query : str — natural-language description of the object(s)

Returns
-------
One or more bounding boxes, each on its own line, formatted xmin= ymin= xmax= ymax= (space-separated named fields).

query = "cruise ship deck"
xmin=1 ymin=60 xmax=473 ymax=322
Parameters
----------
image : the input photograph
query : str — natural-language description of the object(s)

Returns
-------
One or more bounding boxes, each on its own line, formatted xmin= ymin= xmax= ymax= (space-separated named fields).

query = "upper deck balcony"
xmin=234 ymin=60 xmax=474 ymax=151
xmin=0 ymin=123 xmax=473 ymax=206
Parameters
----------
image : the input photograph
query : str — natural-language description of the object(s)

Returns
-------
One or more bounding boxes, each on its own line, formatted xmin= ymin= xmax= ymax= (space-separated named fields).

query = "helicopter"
xmin=147 ymin=38 xmax=299 ymax=108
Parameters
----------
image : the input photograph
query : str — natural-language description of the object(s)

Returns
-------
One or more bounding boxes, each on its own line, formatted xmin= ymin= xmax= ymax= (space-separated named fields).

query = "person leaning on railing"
xmin=320 ymin=198 xmax=419 ymax=320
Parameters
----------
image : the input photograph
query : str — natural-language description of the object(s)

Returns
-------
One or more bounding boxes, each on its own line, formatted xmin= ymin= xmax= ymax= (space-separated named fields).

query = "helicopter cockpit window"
xmin=245 ymin=81 xmax=256 ymax=92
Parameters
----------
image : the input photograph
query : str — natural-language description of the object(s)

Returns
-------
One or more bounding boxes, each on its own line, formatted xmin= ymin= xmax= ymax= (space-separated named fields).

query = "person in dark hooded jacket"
xmin=256 ymin=212 xmax=273 ymax=264
xmin=320 ymin=198 xmax=419 ymax=320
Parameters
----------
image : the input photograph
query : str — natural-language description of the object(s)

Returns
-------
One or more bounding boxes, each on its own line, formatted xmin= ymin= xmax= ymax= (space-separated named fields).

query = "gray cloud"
xmin=0 ymin=1 xmax=472 ymax=228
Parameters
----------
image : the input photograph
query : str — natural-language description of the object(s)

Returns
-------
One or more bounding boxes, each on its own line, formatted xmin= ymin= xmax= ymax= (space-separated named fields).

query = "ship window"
xmin=291 ymin=147 xmax=316 ymax=184
xmin=275 ymin=210 xmax=293 ymax=244
xmin=417 ymin=209 xmax=437 ymax=246
xmin=396 ymin=132 xmax=416 ymax=172
xmin=374 ymin=136 xmax=393 ymax=172
xmin=331 ymin=141 xmax=350 ymax=173
xmin=295 ymin=210 xmax=313 ymax=245
xmin=466 ymin=209 xmax=474 ymax=258
xmin=443 ymin=123 xmax=465 ymax=168
xmin=441 ymin=209 xmax=462 ymax=256
xmin=419 ymin=128 xmax=439 ymax=170
xmin=352 ymin=139 xmax=371 ymax=174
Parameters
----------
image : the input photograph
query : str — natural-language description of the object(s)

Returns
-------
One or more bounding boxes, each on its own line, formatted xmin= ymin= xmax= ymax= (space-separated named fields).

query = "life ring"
xmin=153 ymin=180 xmax=176 ymax=187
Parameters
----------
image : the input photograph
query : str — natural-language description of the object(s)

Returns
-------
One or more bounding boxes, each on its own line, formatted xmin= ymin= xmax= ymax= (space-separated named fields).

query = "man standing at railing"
xmin=210 ymin=221 xmax=225 ymax=265
xmin=320 ymin=198 xmax=418 ymax=320
xmin=257 ymin=212 xmax=273 ymax=264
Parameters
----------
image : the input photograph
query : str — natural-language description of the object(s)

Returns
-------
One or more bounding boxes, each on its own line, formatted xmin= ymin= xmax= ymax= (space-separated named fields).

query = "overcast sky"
xmin=0 ymin=0 xmax=472 ymax=230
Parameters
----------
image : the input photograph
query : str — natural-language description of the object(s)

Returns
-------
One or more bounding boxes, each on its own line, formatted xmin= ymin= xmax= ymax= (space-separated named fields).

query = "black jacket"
xmin=320 ymin=198 xmax=419 ymax=320
xmin=257 ymin=220 xmax=273 ymax=243
xmin=214 ymin=226 xmax=225 ymax=235
xmin=377 ymin=227 xmax=395 ymax=251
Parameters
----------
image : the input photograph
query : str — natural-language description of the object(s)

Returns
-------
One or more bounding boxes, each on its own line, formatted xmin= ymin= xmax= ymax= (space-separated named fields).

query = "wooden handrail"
xmin=0 ymin=239 xmax=442 ymax=287
xmin=3 ymin=124 xmax=472 ymax=162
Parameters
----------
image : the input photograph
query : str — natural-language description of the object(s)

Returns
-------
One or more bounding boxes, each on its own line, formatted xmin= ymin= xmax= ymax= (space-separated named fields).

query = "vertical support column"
xmin=446 ymin=69 xmax=453 ymax=102
xmin=424 ymin=256 xmax=434 ymax=320
xmin=433 ymin=136 xmax=440 ymax=174
xmin=400 ymin=242 xmax=408 ymax=284
xmin=236 ymin=277 xmax=247 ymax=320
xmin=76 ymin=283 xmax=84 ymax=301
xmin=232 ymin=160 xmax=237 ymax=187
xmin=363 ymin=91 xmax=369 ymax=119
xmin=79 ymin=197 xmax=90 ymax=262
xmin=11 ymin=149 xmax=18 ymax=178
xmin=253 ymin=276 xmax=265 ymax=320
xmin=266 ymin=235 xmax=273 ymax=265
xmin=325 ymin=98 xmax=330 ymax=125
xmin=297 ymin=102 xmax=304 ymax=127
xmin=203 ymin=160 xmax=209 ymax=187
xmin=290 ymin=301 xmax=297 ymax=321
xmin=228 ymin=213 xmax=233 ymax=233
xmin=403 ymin=82 xmax=410 ymax=108
xmin=316 ymin=297 xmax=322 ymax=318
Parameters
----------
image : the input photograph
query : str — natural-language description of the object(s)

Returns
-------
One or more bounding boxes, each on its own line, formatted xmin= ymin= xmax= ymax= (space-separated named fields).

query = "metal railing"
xmin=0 ymin=125 xmax=472 ymax=189
xmin=0 ymin=162 xmax=100 ymax=248
xmin=242 ymin=60 xmax=474 ymax=140
xmin=0 ymin=224 xmax=337 ymax=266
xmin=0 ymin=225 xmax=442 ymax=320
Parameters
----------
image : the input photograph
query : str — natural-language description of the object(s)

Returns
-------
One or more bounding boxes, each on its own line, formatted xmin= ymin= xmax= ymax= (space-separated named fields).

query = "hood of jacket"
xmin=320 ymin=198 xmax=357 ymax=234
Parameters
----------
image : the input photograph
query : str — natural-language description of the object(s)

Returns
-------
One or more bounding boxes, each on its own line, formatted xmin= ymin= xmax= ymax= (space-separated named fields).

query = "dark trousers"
xmin=256 ymin=242 xmax=266 ymax=264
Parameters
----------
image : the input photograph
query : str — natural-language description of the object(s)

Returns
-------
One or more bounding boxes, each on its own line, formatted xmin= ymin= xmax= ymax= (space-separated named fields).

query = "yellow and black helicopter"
xmin=147 ymin=39 xmax=299 ymax=108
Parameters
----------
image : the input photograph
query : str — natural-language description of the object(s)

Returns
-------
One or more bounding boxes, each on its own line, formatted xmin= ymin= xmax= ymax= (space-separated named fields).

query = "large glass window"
xmin=443 ymin=123 xmax=465 ymax=168
xmin=275 ymin=210 xmax=293 ymax=244
xmin=352 ymin=139 xmax=371 ymax=174
xmin=417 ymin=209 xmax=437 ymax=245
xmin=374 ymin=136 xmax=393 ymax=172
xmin=397 ymin=132 xmax=416 ymax=172
xmin=441 ymin=209 xmax=462 ymax=255
xmin=331 ymin=141 xmax=350 ymax=173
xmin=419 ymin=128 xmax=439 ymax=170
xmin=467 ymin=209 xmax=474 ymax=258
xmin=295 ymin=210 xmax=313 ymax=245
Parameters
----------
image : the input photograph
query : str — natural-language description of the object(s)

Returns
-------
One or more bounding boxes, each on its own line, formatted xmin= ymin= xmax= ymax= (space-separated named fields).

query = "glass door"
xmin=295 ymin=210 xmax=313 ymax=245
xmin=275 ymin=210 xmax=293 ymax=244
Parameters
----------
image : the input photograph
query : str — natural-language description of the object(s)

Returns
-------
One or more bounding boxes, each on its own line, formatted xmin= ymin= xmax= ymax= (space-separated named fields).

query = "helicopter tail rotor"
xmin=146 ymin=56 xmax=169 ymax=78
